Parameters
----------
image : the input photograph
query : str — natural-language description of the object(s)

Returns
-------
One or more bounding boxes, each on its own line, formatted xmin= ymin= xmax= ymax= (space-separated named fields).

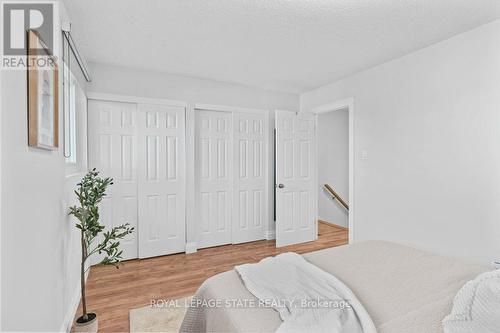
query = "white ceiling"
xmin=63 ymin=0 xmax=500 ymax=94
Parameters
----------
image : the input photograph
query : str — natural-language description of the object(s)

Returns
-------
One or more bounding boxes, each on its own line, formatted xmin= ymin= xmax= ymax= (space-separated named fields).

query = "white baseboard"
xmin=186 ymin=242 xmax=197 ymax=254
xmin=60 ymin=270 xmax=89 ymax=333
xmin=265 ymin=230 xmax=276 ymax=240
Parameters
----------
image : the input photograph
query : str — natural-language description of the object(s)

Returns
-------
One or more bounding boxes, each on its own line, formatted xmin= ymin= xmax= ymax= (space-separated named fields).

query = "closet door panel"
xmin=233 ymin=113 xmax=268 ymax=243
xmin=195 ymin=110 xmax=232 ymax=248
xmin=137 ymin=104 xmax=186 ymax=258
xmin=88 ymin=100 xmax=138 ymax=261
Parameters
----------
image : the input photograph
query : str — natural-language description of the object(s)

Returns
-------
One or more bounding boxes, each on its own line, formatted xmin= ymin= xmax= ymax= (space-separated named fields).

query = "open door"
xmin=275 ymin=110 xmax=317 ymax=247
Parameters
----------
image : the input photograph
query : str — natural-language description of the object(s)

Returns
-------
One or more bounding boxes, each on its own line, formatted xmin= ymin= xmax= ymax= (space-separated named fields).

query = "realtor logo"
xmin=2 ymin=2 xmax=54 ymax=56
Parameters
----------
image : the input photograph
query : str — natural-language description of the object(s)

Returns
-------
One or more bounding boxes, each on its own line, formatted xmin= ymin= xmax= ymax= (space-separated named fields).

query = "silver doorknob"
xmin=278 ymin=184 xmax=284 ymax=188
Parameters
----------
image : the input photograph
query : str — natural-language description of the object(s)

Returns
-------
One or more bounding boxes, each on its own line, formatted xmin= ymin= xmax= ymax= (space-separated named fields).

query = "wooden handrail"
xmin=324 ymin=184 xmax=349 ymax=211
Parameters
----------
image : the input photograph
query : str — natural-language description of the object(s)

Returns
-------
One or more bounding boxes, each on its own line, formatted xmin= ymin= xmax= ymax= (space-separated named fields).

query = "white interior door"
xmin=195 ymin=110 xmax=232 ymax=248
xmin=137 ymin=104 xmax=186 ymax=258
xmin=233 ymin=112 xmax=268 ymax=243
xmin=275 ymin=110 xmax=317 ymax=247
xmin=88 ymin=100 xmax=138 ymax=260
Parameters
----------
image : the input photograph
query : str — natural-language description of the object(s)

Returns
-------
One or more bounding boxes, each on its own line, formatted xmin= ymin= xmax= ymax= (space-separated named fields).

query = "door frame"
xmin=310 ymin=97 xmax=355 ymax=243
xmin=193 ymin=103 xmax=271 ymax=248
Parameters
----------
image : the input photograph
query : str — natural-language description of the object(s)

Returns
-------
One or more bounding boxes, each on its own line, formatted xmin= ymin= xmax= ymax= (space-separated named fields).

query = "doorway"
xmin=274 ymin=98 xmax=354 ymax=247
xmin=312 ymin=98 xmax=354 ymax=243
xmin=316 ymin=108 xmax=349 ymax=235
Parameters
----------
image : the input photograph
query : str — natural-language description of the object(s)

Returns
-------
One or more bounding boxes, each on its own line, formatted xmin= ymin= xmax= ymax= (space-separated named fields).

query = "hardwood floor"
xmin=76 ymin=222 xmax=348 ymax=332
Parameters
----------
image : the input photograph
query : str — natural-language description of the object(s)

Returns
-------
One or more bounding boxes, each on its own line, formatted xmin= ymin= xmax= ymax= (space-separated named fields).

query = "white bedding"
xmin=180 ymin=241 xmax=488 ymax=333
xmin=235 ymin=252 xmax=376 ymax=333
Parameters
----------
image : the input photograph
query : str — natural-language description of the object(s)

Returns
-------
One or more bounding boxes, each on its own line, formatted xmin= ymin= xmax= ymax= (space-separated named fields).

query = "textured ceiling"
xmin=62 ymin=0 xmax=500 ymax=93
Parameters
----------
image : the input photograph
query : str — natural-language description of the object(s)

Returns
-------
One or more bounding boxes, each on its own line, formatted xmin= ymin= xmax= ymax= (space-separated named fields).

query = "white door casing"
xmin=137 ymin=103 xmax=186 ymax=258
xmin=233 ymin=112 xmax=268 ymax=244
xmin=195 ymin=110 xmax=233 ymax=248
xmin=275 ymin=110 xmax=317 ymax=247
xmin=88 ymin=100 xmax=138 ymax=260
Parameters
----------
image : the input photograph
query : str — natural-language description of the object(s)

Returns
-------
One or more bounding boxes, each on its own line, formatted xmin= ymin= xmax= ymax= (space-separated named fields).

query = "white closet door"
xmin=88 ymin=100 xmax=138 ymax=260
xmin=233 ymin=112 xmax=268 ymax=243
xmin=137 ymin=104 xmax=186 ymax=258
xmin=195 ymin=110 xmax=232 ymax=248
xmin=275 ymin=110 xmax=317 ymax=247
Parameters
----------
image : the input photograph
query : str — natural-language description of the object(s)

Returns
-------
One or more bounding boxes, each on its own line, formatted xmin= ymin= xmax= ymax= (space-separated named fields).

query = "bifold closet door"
xmin=195 ymin=110 xmax=269 ymax=249
xmin=195 ymin=110 xmax=233 ymax=248
xmin=233 ymin=112 xmax=268 ymax=244
xmin=88 ymin=100 xmax=138 ymax=260
xmin=137 ymin=104 xmax=186 ymax=258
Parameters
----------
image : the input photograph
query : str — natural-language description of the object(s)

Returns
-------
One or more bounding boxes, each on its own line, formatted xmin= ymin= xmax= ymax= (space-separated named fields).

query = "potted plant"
xmin=69 ymin=169 xmax=134 ymax=333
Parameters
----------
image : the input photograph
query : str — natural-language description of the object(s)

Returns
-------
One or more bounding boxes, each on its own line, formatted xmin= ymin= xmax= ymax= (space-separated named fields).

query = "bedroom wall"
xmin=86 ymin=62 xmax=299 ymax=247
xmin=0 ymin=46 xmax=3 ymax=332
xmin=317 ymin=109 xmax=349 ymax=227
xmin=301 ymin=19 xmax=500 ymax=264
xmin=1 ymin=2 xmax=86 ymax=331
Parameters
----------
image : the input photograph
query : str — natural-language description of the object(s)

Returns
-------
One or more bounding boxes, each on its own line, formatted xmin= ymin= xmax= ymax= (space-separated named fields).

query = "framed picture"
xmin=27 ymin=29 xmax=59 ymax=149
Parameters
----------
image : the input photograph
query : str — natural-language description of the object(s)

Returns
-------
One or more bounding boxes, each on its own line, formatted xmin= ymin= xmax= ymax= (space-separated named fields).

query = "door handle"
xmin=277 ymin=183 xmax=284 ymax=189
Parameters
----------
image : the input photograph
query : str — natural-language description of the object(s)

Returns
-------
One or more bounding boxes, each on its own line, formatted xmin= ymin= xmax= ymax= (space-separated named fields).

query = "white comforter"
xmin=180 ymin=241 xmax=488 ymax=333
xmin=235 ymin=252 xmax=377 ymax=333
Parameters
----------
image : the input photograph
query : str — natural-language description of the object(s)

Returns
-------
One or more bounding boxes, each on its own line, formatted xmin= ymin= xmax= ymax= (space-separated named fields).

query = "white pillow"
xmin=442 ymin=269 xmax=500 ymax=333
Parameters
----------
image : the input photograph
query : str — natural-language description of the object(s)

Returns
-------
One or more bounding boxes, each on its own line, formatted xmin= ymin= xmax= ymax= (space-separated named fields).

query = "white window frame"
xmin=64 ymin=65 xmax=77 ymax=165
xmin=63 ymin=63 xmax=87 ymax=176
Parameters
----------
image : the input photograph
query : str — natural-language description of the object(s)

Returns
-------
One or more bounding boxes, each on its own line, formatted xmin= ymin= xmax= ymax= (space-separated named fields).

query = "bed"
xmin=180 ymin=241 xmax=488 ymax=333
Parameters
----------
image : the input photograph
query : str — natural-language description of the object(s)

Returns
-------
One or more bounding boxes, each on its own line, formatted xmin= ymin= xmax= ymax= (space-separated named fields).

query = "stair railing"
xmin=324 ymin=184 xmax=349 ymax=211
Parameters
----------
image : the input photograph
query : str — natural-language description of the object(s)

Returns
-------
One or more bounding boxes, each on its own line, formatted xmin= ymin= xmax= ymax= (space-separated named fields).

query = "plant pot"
xmin=74 ymin=313 xmax=98 ymax=333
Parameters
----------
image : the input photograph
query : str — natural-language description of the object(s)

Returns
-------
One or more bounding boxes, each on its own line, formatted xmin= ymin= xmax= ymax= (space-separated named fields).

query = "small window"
xmin=63 ymin=64 xmax=77 ymax=164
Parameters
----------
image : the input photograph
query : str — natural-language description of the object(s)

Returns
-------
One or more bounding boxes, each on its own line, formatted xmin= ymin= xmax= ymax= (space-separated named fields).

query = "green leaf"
xmin=70 ymin=169 xmax=135 ymax=269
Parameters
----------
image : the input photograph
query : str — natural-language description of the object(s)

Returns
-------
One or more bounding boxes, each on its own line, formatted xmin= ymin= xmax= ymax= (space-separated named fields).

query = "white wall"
xmin=0 ymin=43 xmax=3 ymax=333
xmin=86 ymin=62 xmax=299 ymax=247
xmin=301 ymin=19 xmax=500 ymax=264
xmin=1 ymin=2 xmax=86 ymax=331
xmin=317 ymin=109 xmax=349 ymax=227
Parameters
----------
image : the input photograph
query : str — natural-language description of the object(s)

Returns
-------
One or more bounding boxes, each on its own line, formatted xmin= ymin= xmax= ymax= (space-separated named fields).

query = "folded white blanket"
xmin=235 ymin=252 xmax=377 ymax=333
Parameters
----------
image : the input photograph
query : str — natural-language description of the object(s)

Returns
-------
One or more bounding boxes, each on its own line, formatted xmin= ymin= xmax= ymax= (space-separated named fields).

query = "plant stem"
xmin=81 ymin=229 xmax=88 ymax=321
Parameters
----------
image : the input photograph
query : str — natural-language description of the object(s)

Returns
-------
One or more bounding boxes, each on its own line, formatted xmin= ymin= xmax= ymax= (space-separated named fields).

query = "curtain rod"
xmin=62 ymin=22 xmax=92 ymax=82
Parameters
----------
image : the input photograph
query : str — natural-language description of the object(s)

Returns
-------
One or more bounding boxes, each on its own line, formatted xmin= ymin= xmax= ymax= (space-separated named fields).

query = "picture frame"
xmin=27 ymin=29 xmax=59 ymax=150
